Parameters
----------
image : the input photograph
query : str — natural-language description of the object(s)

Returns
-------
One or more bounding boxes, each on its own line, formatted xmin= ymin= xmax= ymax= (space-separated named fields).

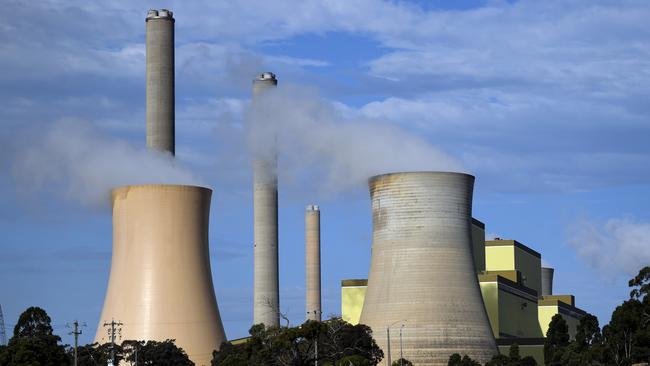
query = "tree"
xmin=212 ymin=318 xmax=383 ymax=366
xmin=447 ymin=353 xmax=481 ymax=366
xmin=508 ymin=343 xmax=521 ymax=363
xmin=629 ymin=266 xmax=650 ymax=304
xmin=391 ymin=358 xmax=413 ymax=366
xmin=122 ymin=339 xmax=193 ymax=366
xmin=520 ymin=356 xmax=537 ymax=366
xmin=1 ymin=306 xmax=68 ymax=365
xmin=544 ymin=314 xmax=570 ymax=366
xmin=67 ymin=342 xmax=115 ymax=366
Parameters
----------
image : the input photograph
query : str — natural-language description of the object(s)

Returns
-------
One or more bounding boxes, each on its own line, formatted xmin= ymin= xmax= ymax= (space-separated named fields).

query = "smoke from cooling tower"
xmin=245 ymin=83 xmax=464 ymax=195
xmin=9 ymin=120 xmax=199 ymax=207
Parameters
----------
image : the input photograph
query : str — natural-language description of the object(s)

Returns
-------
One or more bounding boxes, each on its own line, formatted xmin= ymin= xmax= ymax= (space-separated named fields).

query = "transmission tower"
xmin=0 ymin=304 xmax=6 ymax=346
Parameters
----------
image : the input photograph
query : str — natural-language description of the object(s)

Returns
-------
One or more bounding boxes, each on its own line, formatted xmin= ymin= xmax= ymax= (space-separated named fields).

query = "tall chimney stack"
xmin=541 ymin=267 xmax=554 ymax=296
xmin=252 ymin=72 xmax=280 ymax=327
xmin=146 ymin=9 xmax=175 ymax=155
xmin=305 ymin=204 xmax=322 ymax=321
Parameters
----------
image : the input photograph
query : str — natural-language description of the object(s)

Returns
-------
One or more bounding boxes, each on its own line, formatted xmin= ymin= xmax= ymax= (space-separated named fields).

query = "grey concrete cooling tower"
xmin=305 ymin=205 xmax=322 ymax=321
xmin=252 ymin=72 xmax=280 ymax=327
xmin=146 ymin=9 xmax=175 ymax=155
xmin=95 ymin=185 xmax=226 ymax=366
xmin=541 ymin=267 xmax=554 ymax=296
xmin=359 ymin=172 xmax=498 ymax=366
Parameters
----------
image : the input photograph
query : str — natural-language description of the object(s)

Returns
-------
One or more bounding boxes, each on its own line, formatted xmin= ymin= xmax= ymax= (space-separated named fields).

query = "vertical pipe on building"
xmin=146 ymin=9 xmax=175 ymax=155
xmin=306 ymin=204 xmax=322 ymax=321
xmin=541 ymin=267 xmax=554 ymax=296
xmin=252 ymin=72 xmax=280 ymax=327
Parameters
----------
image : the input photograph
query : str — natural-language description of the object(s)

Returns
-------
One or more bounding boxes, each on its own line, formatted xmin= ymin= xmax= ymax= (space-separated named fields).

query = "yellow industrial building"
xmin=341 ymin=219 xmax=587 ymax=365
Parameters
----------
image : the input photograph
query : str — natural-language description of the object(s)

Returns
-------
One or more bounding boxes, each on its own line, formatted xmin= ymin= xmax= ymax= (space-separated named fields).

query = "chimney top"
xmin=306 ymin=205 xmax=320 ymax=211
xmin=255 ymin=72 xmax=277 ymax=82
xmin=146 ymin=9 xmax=174 ymax=21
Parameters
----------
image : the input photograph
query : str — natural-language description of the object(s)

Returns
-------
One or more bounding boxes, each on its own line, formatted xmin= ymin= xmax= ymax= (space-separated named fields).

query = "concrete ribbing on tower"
xmin=95 ymin=185 xmax=226 ymax=366
xmin=252 ymin=72 xmax=280 ymax=327
xmin=306 ymin=205 xmax=322 ymax=321
xmin=359 ymin=172 xmax=498 ymax=366
xmin=541 ymin=267 xmax=554 ymax=296
xmin=146 ymin=9 xmax=175 ymax=155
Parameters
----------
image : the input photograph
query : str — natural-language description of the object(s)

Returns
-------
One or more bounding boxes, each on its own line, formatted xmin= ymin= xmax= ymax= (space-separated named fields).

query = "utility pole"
xmin=399 ymin=324 xmax=404 ymax=366
xmin=67 ymin=320 xmax=85 ymax=366
xmin=103 ymin=319 xmax=123 ymax=366
xmin=386 ymin=327 xmax=391 ymax=366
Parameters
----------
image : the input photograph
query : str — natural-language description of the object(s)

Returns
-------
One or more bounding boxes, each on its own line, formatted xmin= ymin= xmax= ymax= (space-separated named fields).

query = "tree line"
xmin=1 ymin=266 xmax=648 ymax=365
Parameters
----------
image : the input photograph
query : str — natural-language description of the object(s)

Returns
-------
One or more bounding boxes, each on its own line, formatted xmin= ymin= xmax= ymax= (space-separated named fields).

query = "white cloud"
xmin=567 ymin=218 xmax=650 ymax=276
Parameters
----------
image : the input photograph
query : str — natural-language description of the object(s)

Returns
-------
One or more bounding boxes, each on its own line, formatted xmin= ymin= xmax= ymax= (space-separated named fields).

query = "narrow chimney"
xmin=146 ymin=9 xmax=175 ymax=155
xmin=252 ymin=72 xmax=280 ymax=327
xmin=541 ymin=267 xmax=554 ymax=296
xmin=305 ymin=205 xmax=321 ymax=321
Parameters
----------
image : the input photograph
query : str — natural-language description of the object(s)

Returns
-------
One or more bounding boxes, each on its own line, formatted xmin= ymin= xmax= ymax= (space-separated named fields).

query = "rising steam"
xmin=10 ymin=120 xmax=200 ymax=207
xmin=246 ymin=83 xmax=463 ymax=194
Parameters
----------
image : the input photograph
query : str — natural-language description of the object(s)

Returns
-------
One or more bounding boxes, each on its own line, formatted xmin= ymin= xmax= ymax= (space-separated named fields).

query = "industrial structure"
xmin=343 ymin=223 xmax=587 ymax=365
xmin=305 ymin=205 xmax=322 ymax=321
xmin=359 ymin=172 xmax=498 ymax=365
xmin=251 ymin=72 xmax=281 ymax=328
xmin=95 ymin=10 xmax=226 ymax=366
xmin=146 ymin=9 xmax=175 ymax=155
xmin=95 ymin=185 xmax=226 ymax=366
xmin=87 ymin=7 xmax=594 ymax=366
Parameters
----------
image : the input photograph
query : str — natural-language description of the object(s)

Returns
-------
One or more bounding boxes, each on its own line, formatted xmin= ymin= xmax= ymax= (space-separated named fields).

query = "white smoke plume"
xmin=10 ymin=119 xmax=200 ymax=207
xmin=246 ymin=84 xmax=463 ymax=194
xmin=567 ymin=217 xmax=650 ymax=276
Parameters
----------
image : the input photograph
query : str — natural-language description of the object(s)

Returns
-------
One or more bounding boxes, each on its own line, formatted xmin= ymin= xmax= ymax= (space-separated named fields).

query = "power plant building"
xmin=342 ymin=224 xmax=587 ymax=365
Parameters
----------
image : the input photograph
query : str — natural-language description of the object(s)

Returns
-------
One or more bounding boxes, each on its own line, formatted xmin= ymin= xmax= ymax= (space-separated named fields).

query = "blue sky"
xmin=1 ymin=0 xmax=650 ymax=346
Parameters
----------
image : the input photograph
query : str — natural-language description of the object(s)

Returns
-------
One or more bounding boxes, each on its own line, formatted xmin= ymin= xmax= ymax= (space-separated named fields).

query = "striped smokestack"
xmin=305 ymin=204 xmax=321 ymax=321
xmin=252 ymin=72 xmax=280 ymax=327
xmin=146 ymin=9 xmax=175 ymax=155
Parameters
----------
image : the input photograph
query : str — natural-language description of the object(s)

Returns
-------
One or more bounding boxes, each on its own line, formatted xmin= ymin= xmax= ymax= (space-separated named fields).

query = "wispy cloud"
xmin=567 ymin=217 xmax=650 ymax=276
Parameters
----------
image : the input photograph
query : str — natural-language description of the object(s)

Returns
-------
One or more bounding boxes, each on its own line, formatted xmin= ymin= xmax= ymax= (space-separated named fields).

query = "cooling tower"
xmin=146 ymin=9 xmax=175 ymax=155
xmin=252 ymin=72 xmax=280 ymax=327
xmin=306 ymin=205 xmax=322 ymax=321
xmin=359 ymin=172 xmax=498 ymax=366
xmin=541 ymin=267 xmax=554 ymax=296
xmin=95 ymin=185 xmax=226 ymax=366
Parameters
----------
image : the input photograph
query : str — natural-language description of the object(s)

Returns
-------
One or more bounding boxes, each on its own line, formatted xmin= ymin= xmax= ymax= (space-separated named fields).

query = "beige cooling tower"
xmin=95 ymin=185 xmax=226 ymax=366
xmin=359 ymin=172 xmax=497 ymax=366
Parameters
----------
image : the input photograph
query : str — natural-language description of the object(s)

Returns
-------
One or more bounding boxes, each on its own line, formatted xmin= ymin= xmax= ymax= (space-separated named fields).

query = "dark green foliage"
xmin=211 ymin=318 xmax=383 ymax=366
xmin=520 ymin=356 xmax=537 ymax=366
xmin=447 ymin=353 xmax=481 ymax=366
xmin=0 ymin=306 xmax=68 ymax=366
xmin=603 ymin=299 xmax=649 ymax=365
xmin=484 ymin=354 xmax=509 ymax=366
xmin=391 ymin=358 xmax=413 ymax=366
xmin=629 ymin=266 xmax=650 ymax=303
xmin=121 ymin=339 xmax=193 ymax=366
xmin=69 ymin=342 xmax=119 ymax=366
xmin=544 ymin=314 xmax=569 ymax=365
xmin=508 ymin=343 xmax=521 ymax=361
xmin=485 ymin=344 xmax=537 ymax=366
